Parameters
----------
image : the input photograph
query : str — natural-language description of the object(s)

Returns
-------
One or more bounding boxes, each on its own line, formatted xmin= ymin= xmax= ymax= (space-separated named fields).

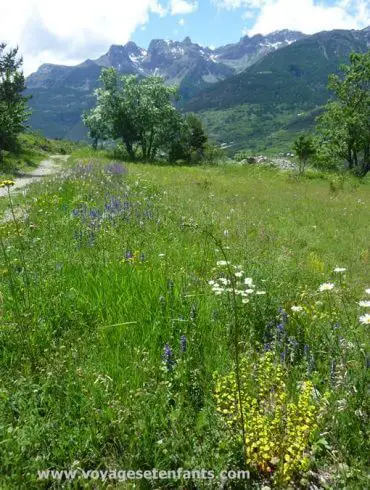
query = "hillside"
xmin=186 ymin=28 xmax=370 ymax=152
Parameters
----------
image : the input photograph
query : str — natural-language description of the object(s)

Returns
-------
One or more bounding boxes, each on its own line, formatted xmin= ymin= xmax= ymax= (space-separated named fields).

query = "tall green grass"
xmin=0 ymin=158 xmax=369 ymax=488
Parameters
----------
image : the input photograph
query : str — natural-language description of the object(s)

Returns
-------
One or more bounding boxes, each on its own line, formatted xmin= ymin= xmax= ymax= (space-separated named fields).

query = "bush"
xmin=203 ymin=143 xmax=225 ymax=164
xmin=214 ymin=352 xmax=329 ymax=486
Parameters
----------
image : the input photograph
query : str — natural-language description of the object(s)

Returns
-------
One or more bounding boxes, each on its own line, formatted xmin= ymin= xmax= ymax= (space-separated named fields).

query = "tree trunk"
xmin=151 ymin=148 xmax=158 ymax=161
xmin=347 ymin=143 xmax=354 ymax=169
xmin=124 ymin=138 xmax=135 ymax=160
xmin=148 ymin=129 xmax=155 ymax=161
xmin=362 ymin=143 xmax=370 ymax=175
xmin=353 ymin=147 xmax=358 ymax=168
xmin=141 ymin=134 xmax=147 ymax=159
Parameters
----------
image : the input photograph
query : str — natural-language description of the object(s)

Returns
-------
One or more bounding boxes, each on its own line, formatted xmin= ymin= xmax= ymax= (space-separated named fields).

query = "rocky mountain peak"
xmin=107 ymin=44 xmax=127 ymax=56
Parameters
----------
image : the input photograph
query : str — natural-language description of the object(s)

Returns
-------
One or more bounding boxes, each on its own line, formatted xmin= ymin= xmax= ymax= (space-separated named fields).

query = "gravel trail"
xmin=0 ymin=154 xmax=69 ymax=198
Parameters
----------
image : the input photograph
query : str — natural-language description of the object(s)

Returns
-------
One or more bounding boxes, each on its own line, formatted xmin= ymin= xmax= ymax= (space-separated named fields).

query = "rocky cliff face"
xmin=27 ymin=30 xmax=306 ymax=91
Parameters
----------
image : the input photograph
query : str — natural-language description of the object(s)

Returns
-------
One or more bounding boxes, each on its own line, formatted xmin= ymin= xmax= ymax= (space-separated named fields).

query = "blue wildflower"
xmin=105 ymin=163 xmax=127 ymax=175
xmin=180 ymin=335 xmax=187 ymax=353
xmin=278 ymin=307 xmax=288 ymax=326
xmin=89 ymin=209 xmax=100 ymax=220
xmin=125 ymin=250 xmax=133 ymax=261
xmin=163 ymin=344 xmax=175 ymax=371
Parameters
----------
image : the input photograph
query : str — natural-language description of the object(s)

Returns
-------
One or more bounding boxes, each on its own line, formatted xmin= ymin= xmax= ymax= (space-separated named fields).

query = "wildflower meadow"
xmin=0 ymin=155 xmax=369 ymax=488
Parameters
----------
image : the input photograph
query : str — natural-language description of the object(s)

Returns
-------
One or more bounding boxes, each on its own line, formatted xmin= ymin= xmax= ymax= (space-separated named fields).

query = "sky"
xmin=1 ymin=0 xmax=369 ymax=75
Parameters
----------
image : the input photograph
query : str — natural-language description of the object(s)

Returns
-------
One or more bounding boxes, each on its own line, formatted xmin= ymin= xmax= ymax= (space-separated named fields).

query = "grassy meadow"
xmin=0 ymin=154 xmax=369 ymax=488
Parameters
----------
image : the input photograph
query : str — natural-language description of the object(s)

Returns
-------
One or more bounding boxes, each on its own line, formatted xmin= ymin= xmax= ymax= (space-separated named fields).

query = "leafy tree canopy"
xmin=316 ymin=52 xmax=370 ymax=175
xmin=0 ymin=43 xmax=30 ymax=161
xmin=83 ymin=68 xmax=185 ymax=161
xmin=293 ymin=134 xmax=316 ymax=174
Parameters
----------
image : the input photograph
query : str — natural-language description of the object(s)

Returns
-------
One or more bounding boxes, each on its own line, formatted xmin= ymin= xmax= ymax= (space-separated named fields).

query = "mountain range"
xmin=25 ymin=27 xmax=370 ymax=151
xmin=188 ymin=27 xmax=370 ymax=152
xmin=25 ymin=30 xmax=306 ymax=140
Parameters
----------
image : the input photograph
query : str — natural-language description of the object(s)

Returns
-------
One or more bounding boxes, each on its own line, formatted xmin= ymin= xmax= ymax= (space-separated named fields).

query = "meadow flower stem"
xmin=0 ymin=234 xmax=21 ymax=321
xmin=205 ymin=228 xmax=247 ymax=465
xmin=7 ymin=187 xmax=31 ymax=303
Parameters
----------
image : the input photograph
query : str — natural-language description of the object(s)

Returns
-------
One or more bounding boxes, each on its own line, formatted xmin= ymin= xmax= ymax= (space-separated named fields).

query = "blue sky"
xmin=1 ymin=0 xmax=369 ymax=74
xmin=132 ymin=1 xmax=254 ymax=49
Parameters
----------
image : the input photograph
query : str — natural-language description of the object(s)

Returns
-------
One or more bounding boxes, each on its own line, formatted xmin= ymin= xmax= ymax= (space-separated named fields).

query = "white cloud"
xmin=170 ymin=0 xmax=198 ymax=15
xmin=213 ymin=0 xmax=269 ymax=9
xmin=249 ymin=0 xmax=370 ymax=35
xmin=215 ymin=0 xmax=370 ymax=35
xmin=178 ymin=18 xmax=186 ymax=25
xmin=242 ymin=10 xmax=257 ymax=20
xmin=0 ymin=1 xmax=167 ymax=75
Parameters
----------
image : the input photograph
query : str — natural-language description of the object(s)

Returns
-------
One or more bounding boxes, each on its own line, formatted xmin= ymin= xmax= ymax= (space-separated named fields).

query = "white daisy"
xmin=219 ymin=278 xmax=230 ymax=285
xmin=244 ymin=278 xmax=254 ymax=286
xmin=365 ymin=289 xmax=370 ymax=295
xmin=291 ymin=306 xmax=303 ymax=312
xmin=334 ymin=267 xmax=346 ymax=273
xmin=208 ymin=280 xmax=216 ymax=286
xmin=319 ymin=283 xmax=335 ymax=292
xmin=359 ymin=301 xmax=370 ymax=308
xmin=235 ymin=272 xmax=244 ymax=278
xmin=256 ymin=291 xmax=266 ymax=295
xmin=359 ymin=313 xmax=370 ymax=325
xmin=216 ymin=260 xmax=229 ymax=266
xmin=242 ymin=298 xmax=249 ymax=304
xmin=244 ymin=289 xmax=254 ymax=294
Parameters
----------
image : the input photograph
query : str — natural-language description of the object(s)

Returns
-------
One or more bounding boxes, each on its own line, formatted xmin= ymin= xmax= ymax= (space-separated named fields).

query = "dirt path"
xmin=0 ymin=155 xmax=70 ymax=198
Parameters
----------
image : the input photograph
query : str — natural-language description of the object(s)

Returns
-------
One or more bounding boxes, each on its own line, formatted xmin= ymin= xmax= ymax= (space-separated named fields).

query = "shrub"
xmin=214 ymin=352 xmax=329 ymax=486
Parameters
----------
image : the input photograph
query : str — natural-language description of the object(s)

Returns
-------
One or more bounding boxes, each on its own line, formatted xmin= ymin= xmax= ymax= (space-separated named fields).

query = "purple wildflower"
xmin=125 ymin=250 xmax=133 ymax=261
xmin=180 ymin=335 xmax=187 ymax=353
xmin=278 ymin=307 xmax=288 ymax=326
xmin=105 ymin=163 xmax=127 ymax=175
xmin=163 ymin=344 xmax=175 ymax=371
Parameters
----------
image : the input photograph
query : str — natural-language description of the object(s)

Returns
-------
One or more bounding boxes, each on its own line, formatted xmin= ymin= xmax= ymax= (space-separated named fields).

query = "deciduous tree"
xmin=293 ymin=134 xmax=316 ymax=174
xmin=316 ymin=52 xmax=370 ymax=175
xmin=83 ymin=69 xmax=182 ymax=160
